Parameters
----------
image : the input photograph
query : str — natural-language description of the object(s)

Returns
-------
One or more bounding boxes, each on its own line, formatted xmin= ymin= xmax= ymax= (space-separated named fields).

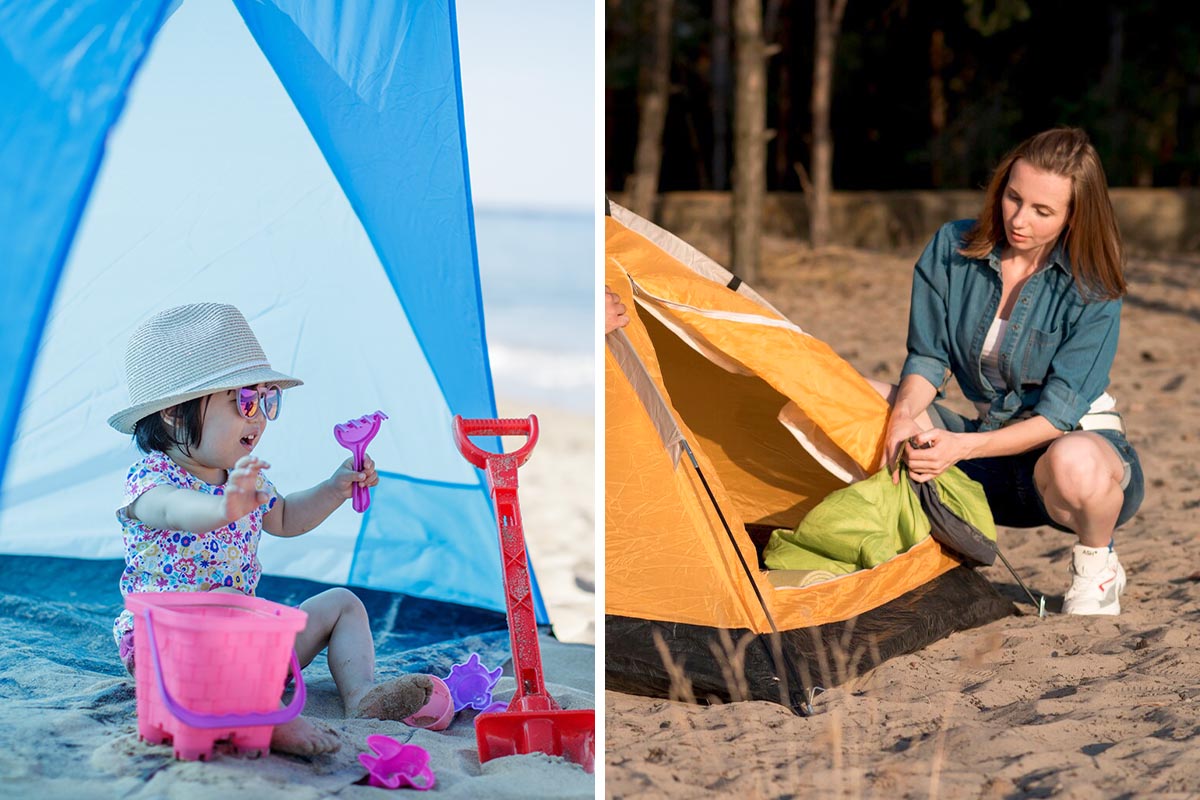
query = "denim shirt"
xmin=901 ymin=220 xmax=1121 ymax=432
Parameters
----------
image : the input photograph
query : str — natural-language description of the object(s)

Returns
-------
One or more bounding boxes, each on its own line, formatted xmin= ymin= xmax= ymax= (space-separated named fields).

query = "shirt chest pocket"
xmin=1018 ymin=325 xmax=1061 ymax=386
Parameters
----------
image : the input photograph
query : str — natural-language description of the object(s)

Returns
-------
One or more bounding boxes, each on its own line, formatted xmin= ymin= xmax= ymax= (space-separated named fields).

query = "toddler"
xmin=109 ymin=303 xmax=432 ymax=756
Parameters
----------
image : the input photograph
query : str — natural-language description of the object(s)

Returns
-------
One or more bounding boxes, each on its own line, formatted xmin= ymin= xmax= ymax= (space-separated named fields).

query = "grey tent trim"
xmin=606 ymin=327 xmax=684 ymax=468
xmin=910 ymin=475 xmax=998 ymax=567
xmin=607 ymin=200 xmax=786 ymax=317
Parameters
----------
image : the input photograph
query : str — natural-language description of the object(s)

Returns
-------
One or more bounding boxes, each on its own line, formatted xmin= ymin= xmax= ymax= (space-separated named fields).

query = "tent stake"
xmin=994 ymin=547 xmax=1046 ymax=617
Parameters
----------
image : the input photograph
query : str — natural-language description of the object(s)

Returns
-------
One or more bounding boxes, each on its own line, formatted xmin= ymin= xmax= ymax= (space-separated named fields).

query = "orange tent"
xmin=604 ymin=202 xmax=1012 ymax=711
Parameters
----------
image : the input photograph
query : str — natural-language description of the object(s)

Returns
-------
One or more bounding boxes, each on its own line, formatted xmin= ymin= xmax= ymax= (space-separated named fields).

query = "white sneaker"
xmin=1062 ymin=545 xmax=1126 ymax=616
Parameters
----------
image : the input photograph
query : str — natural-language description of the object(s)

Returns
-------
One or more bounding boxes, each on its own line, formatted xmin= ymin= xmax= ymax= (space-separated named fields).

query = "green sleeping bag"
xmin=763 ymin=466 xmax=997 ymax=575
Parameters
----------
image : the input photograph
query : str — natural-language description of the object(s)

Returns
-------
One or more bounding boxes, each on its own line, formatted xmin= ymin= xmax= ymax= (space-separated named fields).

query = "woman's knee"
xmin=867 ymin=378 xmax=897 ymax=404
xmin=1036 ymin=436 xmax=1121 ymax=502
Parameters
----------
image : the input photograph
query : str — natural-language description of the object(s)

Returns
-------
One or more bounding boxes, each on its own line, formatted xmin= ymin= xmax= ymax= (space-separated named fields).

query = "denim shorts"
xmin=928 ymin=404 xmax=1145 ymax=533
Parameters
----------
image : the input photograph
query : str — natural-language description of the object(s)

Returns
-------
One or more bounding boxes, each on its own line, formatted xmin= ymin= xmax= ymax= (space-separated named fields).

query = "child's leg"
xmin=180 ymin=588 xmax=342 ymax=755
xmin=294 ymin=587 xmax=433 ymax=720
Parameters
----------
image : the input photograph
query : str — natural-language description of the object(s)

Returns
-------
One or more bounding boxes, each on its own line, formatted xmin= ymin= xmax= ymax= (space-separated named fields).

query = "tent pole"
xmin=680 ymin=439 xmax=778 ymax=635
xmin=680 ymin=440 xmax=815 ymax=713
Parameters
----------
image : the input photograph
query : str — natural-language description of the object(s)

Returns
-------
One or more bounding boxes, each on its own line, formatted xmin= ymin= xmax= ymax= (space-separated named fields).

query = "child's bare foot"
xmin=270 ymin=715 xmax=341 ymax=756
xmin=350 ymin=674 xmax=434 ymax=721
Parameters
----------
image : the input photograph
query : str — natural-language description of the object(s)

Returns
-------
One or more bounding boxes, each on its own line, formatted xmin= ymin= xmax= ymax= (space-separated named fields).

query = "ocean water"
xmin=473 ymin=209 xmax=595 ymax=415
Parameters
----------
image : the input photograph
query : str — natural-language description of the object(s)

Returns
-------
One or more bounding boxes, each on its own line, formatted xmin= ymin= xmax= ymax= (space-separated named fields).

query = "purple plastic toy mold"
xmin=358 ymin=734 xmax=436 ymax=790
xmin=444 ymin=652 xmax=507 ymax=713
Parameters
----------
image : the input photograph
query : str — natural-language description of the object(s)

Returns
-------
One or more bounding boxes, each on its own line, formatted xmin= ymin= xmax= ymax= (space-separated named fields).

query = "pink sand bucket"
xmin=125 ymin=592 xmax=308 ymax=760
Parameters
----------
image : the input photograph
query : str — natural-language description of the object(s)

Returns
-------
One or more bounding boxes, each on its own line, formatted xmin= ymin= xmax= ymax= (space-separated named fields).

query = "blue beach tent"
xmin=0 ymin=1 xmax=548 ymax=627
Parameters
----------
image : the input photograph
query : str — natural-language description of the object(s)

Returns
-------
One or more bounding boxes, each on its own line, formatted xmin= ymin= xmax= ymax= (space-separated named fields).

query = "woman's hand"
xmin=881 ymin=415 xmax=923 ymax=484
xmin=902 ymin=429 xmax=974 ymax=483
xmin=223 ymin=455 xmax=271 ymax=523
xmin=331 ymin=455 xmax=379 ymax=500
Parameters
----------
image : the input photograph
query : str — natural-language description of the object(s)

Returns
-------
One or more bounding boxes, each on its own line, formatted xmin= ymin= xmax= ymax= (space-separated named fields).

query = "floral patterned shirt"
xmin=112 ymin=451 xmax=278 ymax=645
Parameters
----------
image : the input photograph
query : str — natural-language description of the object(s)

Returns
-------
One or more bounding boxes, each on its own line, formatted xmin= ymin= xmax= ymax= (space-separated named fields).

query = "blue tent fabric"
xmin=0 ymin=0 xmax=171 ymax=489
xmin=0 ymin=0 xmax=548 ymax=623
xmin=0 ymin=553 xmax=511 ymax=678
xmin=233 ymin=0 xmax=497 ymax=424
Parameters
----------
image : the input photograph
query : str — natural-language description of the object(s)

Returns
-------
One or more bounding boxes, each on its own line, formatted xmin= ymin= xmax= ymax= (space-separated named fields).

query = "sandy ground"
xmin=0 ymin=399 xmax=596 ymax=798
xmin=604 ymin=235 xmax=1200 ymax=798
xmin=1 ymin=629 xmax=596 ymax=800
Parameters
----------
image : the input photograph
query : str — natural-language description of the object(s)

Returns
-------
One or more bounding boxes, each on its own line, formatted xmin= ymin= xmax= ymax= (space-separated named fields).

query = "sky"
xmin=68 ymin=0 xmax=597 ymax=411
xmin=109 ymin=0 xmax=595 ymax=215
xmin=455 ymin=1 xmax=595 ymax=213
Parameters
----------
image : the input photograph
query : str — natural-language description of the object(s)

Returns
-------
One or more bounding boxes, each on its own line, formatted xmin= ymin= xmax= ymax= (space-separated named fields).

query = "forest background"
xmin=606 ymin=0 xmax=1200 ymax=277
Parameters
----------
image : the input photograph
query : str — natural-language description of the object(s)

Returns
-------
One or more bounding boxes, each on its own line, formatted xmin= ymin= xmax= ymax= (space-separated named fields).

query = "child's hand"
xmin=223 ymin=455 xmax=271 ymax=523
xmin=605 ymin=285 xmax=630 ymax=334
xmin=331 ymin=455 xmax=379 ymax=501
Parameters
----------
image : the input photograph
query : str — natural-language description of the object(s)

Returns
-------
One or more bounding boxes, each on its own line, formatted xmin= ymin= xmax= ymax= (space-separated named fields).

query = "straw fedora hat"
xmin=108 ymin=303 xmax=303 ymax=434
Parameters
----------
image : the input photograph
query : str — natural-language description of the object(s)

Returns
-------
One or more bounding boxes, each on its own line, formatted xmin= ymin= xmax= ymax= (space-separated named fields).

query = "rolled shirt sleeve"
xmin=901 ymin=223 xmax=956 ymax=395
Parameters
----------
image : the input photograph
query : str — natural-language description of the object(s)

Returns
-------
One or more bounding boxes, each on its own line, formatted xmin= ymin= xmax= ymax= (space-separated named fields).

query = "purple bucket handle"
xmin=142 ymin=608 xmax=306 ymax=729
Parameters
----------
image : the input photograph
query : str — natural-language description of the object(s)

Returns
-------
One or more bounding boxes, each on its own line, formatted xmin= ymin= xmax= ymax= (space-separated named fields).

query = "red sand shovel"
xmin=452 ymin=415 xmax=596 ymax=773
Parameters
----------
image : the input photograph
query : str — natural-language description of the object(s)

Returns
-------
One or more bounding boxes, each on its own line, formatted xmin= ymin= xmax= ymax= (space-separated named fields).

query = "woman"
xmin=878 ymin=127 xmax=1144 ymax=616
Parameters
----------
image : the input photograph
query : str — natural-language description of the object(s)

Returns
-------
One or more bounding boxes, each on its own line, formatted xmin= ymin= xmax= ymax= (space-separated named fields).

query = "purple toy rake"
xmin=334 ymin=411 xmax=388 ymax=512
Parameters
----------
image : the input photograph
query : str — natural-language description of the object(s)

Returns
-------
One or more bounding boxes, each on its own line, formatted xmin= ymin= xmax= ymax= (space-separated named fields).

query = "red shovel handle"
xmin=452 ymin=415 xmax=539 ymax=470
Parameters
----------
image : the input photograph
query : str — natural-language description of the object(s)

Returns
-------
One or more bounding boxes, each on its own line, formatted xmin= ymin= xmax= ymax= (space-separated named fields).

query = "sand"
xmin=495 ymin=400 xmax=597 ymax=646
xmin=0 ymin=632 xmax=595 ymax=800
xmin=1 ymin=401 xmax=596 ymax=798
xmin=604 ymin=237 xmax=1200 ymax=798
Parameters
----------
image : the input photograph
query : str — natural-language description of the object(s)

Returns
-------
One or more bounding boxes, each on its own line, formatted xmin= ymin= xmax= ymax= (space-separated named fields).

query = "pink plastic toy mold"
xmin=334 ymin=410 xmax=388 ymax=512
xmin=359 ymin=735 xmax=436 ymax=790
xmin=444 ymin=652 xmax=506 ymax=713
xmin=402 ymin=675 xmax=455 ymax=730
xmin=124 ymin=592 xmax=308 ymax=761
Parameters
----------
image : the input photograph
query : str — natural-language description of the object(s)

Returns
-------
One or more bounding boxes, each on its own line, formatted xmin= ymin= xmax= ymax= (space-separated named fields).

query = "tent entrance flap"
xmin=644 ymin=310 xmax=846 ymax=530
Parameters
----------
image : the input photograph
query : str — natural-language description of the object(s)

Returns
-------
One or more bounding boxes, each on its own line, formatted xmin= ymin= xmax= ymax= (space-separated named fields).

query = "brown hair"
xmin=961 ymin=127 xmax=1125 ymax=299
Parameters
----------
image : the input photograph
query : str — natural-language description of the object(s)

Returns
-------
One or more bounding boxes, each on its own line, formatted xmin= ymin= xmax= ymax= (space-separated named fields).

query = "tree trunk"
xmin=627 ymin=0 xmax=674 ymax=219
xmin=770 ymin=1 xmax=793 ymax=188
xmin=1100 ymin=7 xmax=1125 ymax=180
xmin=810 ymin=0 xmax=847 ymax=249
xmin=732 ymin=0 xmax=766 ymax=283
xmin=929 ymin=28 xmax=947 ymax=188
xmin=711 ymin=0 xmax=731 ymax=191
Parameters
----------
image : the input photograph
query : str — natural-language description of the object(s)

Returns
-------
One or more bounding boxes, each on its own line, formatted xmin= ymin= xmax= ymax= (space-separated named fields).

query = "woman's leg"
xmin=1033 ymin=432 xmax=1125 ymax=547
xmin=1034 ymin=432 xmax=1128 ymax=615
